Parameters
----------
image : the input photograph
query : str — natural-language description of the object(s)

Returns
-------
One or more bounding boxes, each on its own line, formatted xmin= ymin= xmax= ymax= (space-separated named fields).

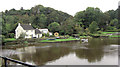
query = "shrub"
xmin=9 ymin=33 xmax=15 ymax=38
xmin=64 ymin=35 xmax=69 ymax=38
xmin=46 ymin=33 xmax=50 ymax=37
xmin=97 ymin=31 xmax=102 ymax=34
xmin=18 ymin=33 xmax=25 ymax=39
xmin=79 ymin=32 xmax=87 ymax=36
xmin=50 ymin=35 xmax=55 ymax=37
xmin=24 ymin=41 xmax=28 ymax=44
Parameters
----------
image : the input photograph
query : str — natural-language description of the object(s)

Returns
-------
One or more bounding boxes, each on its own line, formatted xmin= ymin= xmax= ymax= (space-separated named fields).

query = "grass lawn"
xmin=101 ymin=32 xmax=120 ymax=38
xmin=109 ymin=35 xmax=120 ymax=37
xmin=101 ymin=32 xmax=118 ymax=34
xmin=40 ymin=38 xmax=79 ymax=42
xmin=4 ymin=38 xmax=16 ymax=42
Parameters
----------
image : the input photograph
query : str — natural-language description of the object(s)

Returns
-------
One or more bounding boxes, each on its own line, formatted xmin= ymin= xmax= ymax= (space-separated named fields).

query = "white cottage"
xmin=15 ymin=23 xmax=42 ymax=39
xmin=39 ymin=29 xmax=52 ymax=35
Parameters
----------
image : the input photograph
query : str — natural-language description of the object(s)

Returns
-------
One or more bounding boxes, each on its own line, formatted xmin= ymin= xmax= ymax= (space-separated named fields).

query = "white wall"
xmin=39 ymin=29 xmax=48 ymax=34
xmin=15 ymin=24 xmax=35 ymax=39
xmin=25 ymin=30 xmax=35 ymax=38
xmin=15 ymin=25 xmax=25 ymax=39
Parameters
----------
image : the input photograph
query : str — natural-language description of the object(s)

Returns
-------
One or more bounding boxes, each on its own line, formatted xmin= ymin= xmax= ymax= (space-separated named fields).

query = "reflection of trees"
xmin=6 ymin=38 xmax=119 ymax=65
xmin=75 ymin=49 xmax=104 ymax=63
xmin=75 ymin=38 xmax=105 ymax=63
xmin=87 ymin=38 xmax=109 ymax=49
xmin=9 ymin=46 xmax=70 ymax=65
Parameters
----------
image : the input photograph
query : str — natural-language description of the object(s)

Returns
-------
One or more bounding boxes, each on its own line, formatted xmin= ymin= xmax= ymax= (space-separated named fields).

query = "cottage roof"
xmin=21 ymin=24 xmax=34 ymax=30
xmin=35 ymin=29 xmax=42 ymax=34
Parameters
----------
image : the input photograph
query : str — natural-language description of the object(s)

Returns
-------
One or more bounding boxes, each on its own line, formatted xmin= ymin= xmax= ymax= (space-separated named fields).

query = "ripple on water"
xmin=1 ymin=50 xmax=23 ymax=57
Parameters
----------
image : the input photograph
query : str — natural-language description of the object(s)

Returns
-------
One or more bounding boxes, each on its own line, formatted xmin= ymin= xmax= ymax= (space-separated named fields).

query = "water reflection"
xmin=2 ymin=38 xmax=119 ymax=65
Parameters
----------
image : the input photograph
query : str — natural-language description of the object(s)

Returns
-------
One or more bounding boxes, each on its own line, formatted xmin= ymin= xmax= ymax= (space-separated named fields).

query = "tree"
xmin=89 ymin=21 xmax=99 ymax=33
xmin=74 ymin=7 xmax=106 ymax=30
xmin=60 ymin=17 xmax=74 ymax=35
xmin=109 ymin=19 xmax=118 ymax=27
xmin=48 ymin=22 xmax=60 ymax=33
xmin=74 ymin=24 xmax=84 ymax=34
xmin=19 ymin=33 xmax=26 ymax=39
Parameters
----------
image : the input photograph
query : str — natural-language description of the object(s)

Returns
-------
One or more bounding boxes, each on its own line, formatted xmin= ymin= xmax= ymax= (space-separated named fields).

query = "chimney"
xmin=29 ymin=23 xmax=31 ymax=25
xmin=18 ymin=23 xmax=20 ymax=26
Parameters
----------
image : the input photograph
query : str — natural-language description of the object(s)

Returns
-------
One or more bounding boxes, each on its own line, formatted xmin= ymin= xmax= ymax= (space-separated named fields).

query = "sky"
xmin=0 ymin=0 xmax=120 ymax=16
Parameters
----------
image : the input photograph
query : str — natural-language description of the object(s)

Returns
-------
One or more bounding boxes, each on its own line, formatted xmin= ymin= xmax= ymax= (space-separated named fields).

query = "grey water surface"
xmin=1 ymin=38 xmax=119 ymax=65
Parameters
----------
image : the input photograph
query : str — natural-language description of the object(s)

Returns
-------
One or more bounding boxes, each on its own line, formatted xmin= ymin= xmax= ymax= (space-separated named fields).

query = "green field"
xmin=40 ymin=38 xmax=79 ymax=42
xmin=101 ymin=32 xmax=118 ymax=34
xmin=101 ymin=32 xmax=120 ymax=37
xmin=109 ymin=35 xmax=120 ymax=37
xmin=4 ymin=38 xmax=16 ymax=42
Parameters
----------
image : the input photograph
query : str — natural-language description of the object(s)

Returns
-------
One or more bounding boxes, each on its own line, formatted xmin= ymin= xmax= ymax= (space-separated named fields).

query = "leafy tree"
xmin=74 ymin=24 xmax=84 ymax=34
xmin=18 ymin=33 xmax=26 ymax=39
xmin=74 ymin=7 xmax=107 ymax=30
xmin=48 ymin=22 xmax=60 ymax=33
xmin=60 ymin=17 xmax=74 ymax=35
xmin=109 ymin=19 xmax=118 ymax=27
xmin=89 ymin=21 xmax=99 ymax=33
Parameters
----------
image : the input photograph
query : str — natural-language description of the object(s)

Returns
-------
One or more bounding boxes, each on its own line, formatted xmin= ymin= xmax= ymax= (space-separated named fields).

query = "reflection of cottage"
xmin=15 ymin=23 xmax=42 ymax=39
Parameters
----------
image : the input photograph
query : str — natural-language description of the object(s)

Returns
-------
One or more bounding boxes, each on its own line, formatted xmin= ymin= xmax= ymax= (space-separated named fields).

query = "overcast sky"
xmin=0 ymin=0 xmax=119 ymax=16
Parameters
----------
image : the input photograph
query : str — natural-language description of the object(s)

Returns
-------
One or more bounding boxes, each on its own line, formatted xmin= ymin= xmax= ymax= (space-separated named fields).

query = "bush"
xmin=46 ymin=33 xmax=50 ymax=37
xmin=9 ymin=33 xmax=15 ymax=38
xmin=18 ymin=33 xmax=25 ymax=39
xmin=50 ymin=35 xmax=55 ymax=37
xmin=24 ymin=41 xmax=28 ymax=43
xmin=79 ymin=32 xmax=87 ymax=36
xmin=42 ymin=33 xmax=46 ymax=37
xmin=97 ymin=31 xmax=102 ymax=34
xmin=64 ymin=35 xmax=69 ymax=38
xmin=42 ymin=33 xmax=50 ymax=37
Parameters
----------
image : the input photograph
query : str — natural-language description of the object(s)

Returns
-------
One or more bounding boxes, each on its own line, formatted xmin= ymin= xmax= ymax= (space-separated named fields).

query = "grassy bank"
xmin=101 ymin=32 xmax=118 ymax=34
xmin=109 ymin=35 xmax=120 ymax=37
xmin=40 ymin=38 xmax=80 ymax=43
xmin=101 ymin=32 xmax=120 ymax=38
xmin=4 ymin=38 xmax=16 ymax=42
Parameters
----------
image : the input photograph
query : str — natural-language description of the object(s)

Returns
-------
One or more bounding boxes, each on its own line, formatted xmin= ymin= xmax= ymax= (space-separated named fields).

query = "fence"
xmin=0 ymin=56 xmax=36 ymax=67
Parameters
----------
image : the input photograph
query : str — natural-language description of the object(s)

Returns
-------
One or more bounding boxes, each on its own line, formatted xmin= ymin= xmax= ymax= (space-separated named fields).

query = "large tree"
xmin=89 ymin=21 xmax=99 ymax=34
xmin=48 ymin=22 xmax=60 ymax=33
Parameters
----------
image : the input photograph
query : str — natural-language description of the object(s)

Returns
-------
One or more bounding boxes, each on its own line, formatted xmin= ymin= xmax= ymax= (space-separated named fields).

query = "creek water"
xmin=1 ymin=38 xmax=119 ymax=65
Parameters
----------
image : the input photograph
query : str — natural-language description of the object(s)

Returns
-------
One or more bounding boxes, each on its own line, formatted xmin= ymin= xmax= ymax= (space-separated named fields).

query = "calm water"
xmin=1 ymin=38 xmax=119 ymax=65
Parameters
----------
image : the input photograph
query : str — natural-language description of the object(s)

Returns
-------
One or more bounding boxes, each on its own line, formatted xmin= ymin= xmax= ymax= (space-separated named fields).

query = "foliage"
xmin=24 ymin=41 xmax=28 ymax=43
xmin=2 ymin=5 xmax=71 ymax=38
xmin=46 ymin=33 xmax=50 ymax=37
xmin=40 ymin=38 xmax=79 ymax=42
xmin=4 ymin=38 xmax=16 ymax=42
xmin=60 ymin=17 xmax=74 ymax=35
xmin=1 ymin=5 xmax=119 ymax=40
xmin=74 ymin=7 xmax=118 ymax=31
xmin=18 ymin=33 xmax=26 ymax=39
xmin=42 ymin=33 xmax=50 ymax=37
xmin=89 ymin=21 xmax=99 ymax=34
xmin=48 ymin=22 xmax=60 ymax=33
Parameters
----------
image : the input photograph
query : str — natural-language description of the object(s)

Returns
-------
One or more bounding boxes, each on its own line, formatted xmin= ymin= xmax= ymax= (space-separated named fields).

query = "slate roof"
xmin=35 ymin=29 xmax=42 ymax=34
xmin=21 ymin=24 xmax=34 ymax=30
